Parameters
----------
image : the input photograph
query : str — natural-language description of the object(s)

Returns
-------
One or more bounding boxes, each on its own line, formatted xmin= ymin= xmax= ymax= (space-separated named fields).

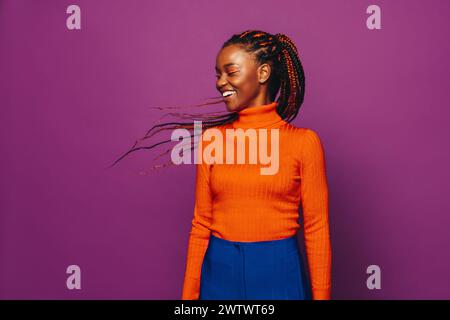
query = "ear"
xmin=258 ymin=63 xmax=271 ymax=84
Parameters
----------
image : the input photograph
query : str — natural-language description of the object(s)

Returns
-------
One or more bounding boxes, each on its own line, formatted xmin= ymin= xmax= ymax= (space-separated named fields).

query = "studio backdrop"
xmin=1 ymin=0 xmax=449 ymax=299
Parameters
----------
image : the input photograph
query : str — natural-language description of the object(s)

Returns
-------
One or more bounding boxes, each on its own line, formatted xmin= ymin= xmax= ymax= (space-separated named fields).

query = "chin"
xmin=224 ymin=101 xmax=242 ymax=113
xmin=224 ymin=103 xmax=234 ymax=112
xmin=225 ymin=104 xmax=234 ymax=112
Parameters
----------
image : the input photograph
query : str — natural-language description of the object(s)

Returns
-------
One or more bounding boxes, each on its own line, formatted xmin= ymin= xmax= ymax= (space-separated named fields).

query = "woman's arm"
xmin=181 ymin=134 xmax=213 ymax=300
xmin=300 ymin=128 xmax=332 ymax=300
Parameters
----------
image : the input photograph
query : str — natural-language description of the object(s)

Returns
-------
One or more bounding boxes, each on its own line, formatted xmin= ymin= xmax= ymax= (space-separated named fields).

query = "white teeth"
xmin=222 ymin=90 xmax=236 ymax=97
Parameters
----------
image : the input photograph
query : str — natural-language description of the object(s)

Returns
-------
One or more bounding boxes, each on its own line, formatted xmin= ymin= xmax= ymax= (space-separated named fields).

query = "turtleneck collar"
xmin=232 ymin=101 xmax=286 ymax=129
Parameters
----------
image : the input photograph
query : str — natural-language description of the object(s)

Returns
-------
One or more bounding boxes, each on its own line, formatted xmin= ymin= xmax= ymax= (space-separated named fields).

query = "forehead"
xmin=215 ymin=45 xmax=256 ymax=70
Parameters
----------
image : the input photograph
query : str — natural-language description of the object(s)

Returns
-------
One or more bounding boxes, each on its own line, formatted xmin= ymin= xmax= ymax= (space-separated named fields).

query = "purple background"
xmin=1 ymin=0 xmax=449 ymax=299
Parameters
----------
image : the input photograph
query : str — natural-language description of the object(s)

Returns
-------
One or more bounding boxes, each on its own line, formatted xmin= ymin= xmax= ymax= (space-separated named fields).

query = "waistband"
xmin=209 ymin=233 xmax=298 ymax=249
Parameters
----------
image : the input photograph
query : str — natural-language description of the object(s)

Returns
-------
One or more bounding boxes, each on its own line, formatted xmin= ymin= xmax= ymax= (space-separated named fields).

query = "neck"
xmin=232 ymin=101 xmax=286 ymax=129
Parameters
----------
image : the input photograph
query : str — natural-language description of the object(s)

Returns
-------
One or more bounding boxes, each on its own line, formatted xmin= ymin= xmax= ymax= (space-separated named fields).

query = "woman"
xmin=181 ymin=30 xmax=332 ymax=300
xmin=110 ymin=29 xmax=332 ymax=300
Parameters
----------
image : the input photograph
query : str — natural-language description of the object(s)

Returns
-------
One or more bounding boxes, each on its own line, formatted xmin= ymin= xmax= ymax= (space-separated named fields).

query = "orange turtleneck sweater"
xmin=182 ymin=101 xmax=332 ymax=300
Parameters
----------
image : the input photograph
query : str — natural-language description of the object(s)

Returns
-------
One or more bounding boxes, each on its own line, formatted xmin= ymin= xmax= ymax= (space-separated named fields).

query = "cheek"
xmin=233 ymin=74 xmax=259 ymax=97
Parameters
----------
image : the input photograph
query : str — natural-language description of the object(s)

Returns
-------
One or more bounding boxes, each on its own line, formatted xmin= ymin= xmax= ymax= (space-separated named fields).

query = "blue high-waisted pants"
xmin=199 ymin=233 xmax=312 ymax=300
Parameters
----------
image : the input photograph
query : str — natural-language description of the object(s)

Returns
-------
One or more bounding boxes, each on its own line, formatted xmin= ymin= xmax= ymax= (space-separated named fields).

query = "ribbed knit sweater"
xmin=182 ymin=101 xmax=332 ymax=300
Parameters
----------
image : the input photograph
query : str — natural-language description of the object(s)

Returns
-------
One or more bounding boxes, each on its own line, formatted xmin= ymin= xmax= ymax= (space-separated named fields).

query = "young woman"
xmin=181 ymin=30 xmax=332 ymax=300
xmin=110 ymin=29 xmax=332 ymax=300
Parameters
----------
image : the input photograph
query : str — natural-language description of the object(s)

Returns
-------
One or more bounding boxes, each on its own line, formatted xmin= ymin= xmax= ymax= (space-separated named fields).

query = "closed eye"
xmin=215 ymin=71 xmax=239 ymax=79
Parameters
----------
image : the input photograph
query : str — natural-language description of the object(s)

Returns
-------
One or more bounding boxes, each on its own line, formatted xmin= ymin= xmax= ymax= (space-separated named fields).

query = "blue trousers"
xmin=199 ymin=233 xmax=312 ymax=300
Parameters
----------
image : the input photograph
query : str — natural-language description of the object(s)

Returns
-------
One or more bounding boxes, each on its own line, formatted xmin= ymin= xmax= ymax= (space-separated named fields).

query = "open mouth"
xmin=222 ymin=90 xmax=236 ymax=99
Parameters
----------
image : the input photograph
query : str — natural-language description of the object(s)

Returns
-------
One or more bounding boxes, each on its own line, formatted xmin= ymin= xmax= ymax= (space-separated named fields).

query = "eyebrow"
xmin=215 ymin=63 xmax=239 ymax=72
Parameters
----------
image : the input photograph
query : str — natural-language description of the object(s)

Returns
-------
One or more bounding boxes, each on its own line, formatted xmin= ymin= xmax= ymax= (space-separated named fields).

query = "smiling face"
xmin=215 ymin=44 xmax=272 ymax=112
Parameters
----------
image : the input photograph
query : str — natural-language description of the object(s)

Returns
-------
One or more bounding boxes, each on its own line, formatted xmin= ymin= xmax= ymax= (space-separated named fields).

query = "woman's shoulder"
xmin=281 ymin=124 xmax=326 ymax=154
xmin=282 ymin=123 xmax=322 ymax=139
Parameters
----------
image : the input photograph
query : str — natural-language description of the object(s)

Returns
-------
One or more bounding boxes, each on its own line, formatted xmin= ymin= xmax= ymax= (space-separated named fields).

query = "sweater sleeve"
xmin=300 ymin=129 xmax=332 ymax=300
xmin=181 ymin=133 xmax=213 ymax=300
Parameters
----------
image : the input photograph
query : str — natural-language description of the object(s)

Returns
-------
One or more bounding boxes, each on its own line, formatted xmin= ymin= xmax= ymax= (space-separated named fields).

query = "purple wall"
xmin=1 ymin=0 xmax=449 ymax=299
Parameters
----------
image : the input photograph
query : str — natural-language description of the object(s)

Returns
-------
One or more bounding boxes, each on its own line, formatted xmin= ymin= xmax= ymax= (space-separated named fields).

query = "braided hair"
xmin=223 ymin=30 xmax=305 ymax=123
xmin=109 ymin=30 xmax=305 ymax=172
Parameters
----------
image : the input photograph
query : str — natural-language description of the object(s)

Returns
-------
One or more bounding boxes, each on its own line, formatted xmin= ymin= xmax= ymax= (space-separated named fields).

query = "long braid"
xmin=109 ymin=30 xmax=306 ymax=173
xmin=275 ymin=33 xmax=305 ymax=123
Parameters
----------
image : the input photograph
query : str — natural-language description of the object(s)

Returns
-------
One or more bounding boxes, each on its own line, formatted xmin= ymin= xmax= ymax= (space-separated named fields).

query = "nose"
xmin=216 ymin=75 xmax=227 ymax=90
